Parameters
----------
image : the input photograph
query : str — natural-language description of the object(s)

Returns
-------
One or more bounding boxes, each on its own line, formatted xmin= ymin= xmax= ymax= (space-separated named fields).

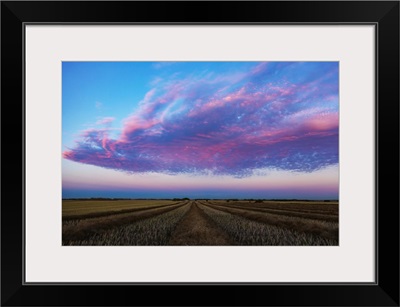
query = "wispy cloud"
xmin=95 ymin=117 xmax=115 ymax=125
xmin=63 ymin=62 xmax=339 ymax=177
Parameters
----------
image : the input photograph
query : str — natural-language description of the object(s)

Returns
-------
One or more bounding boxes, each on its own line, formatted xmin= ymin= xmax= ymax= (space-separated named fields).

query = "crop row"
xmin=62 ymin=202 xmax=187 ymax=242
xmin=63 ymin=200 xmax=188 ymax=222
xmin=64 ymin=203 xmax=191 ymax=246
xmin=198 ymin=204 xmax=338 ymax=245
xmin=210 ymin=200 xmax=338 ymax=215
xmin=208 ymin=202 xmax=338 ymax=222
xmin=199 ymin=201 xmax=338 ymax=241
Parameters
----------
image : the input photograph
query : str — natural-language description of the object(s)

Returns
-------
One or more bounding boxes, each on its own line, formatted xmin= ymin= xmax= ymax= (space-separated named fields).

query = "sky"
xmin=62 ymin=62 xmax=339 ymax=199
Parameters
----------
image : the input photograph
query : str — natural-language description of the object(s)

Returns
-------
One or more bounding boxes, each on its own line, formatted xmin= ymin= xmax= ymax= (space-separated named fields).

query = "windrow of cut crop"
xmin=209 ymin=200 xmax=338 ymax=214
xmin=200 ymin=202 xmax=338 ymax=242
xmin=64 ymin=203 xmax=191 ymax=245
xmin=206 ymin=201 xmax=338 ymax=223
xmin=62 ymin=202 xmax=189 ymax=243
xmin=63 ymin=201 xmax=187 ymax=222
xmin=210 ymin=200 xmax=338 ymax=215
xmin=198 ymin=203 xmax=338 ymax=246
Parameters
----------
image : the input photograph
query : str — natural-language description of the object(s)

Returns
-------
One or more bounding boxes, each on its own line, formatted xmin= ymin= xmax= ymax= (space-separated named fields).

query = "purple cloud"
xmin=63 ymin=62 xmax=339 ymax=177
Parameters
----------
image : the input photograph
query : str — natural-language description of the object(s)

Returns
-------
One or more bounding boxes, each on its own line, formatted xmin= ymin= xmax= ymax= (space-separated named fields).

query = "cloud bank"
xmin=63 ymin=62 xmax=338 ymax=177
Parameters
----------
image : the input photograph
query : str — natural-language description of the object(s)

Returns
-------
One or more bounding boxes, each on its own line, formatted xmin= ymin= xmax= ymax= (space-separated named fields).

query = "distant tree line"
xmin=62 ymin=197 xmax=338 ymax=202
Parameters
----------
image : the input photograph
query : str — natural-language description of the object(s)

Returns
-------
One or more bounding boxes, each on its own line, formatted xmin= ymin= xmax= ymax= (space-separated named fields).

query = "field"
xmin=62 ymin=199 xmax=338 ymax=246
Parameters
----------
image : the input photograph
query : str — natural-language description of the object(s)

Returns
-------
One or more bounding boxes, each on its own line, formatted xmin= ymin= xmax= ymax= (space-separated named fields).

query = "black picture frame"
xmin=1 ymin=1 xmax=399 ymax=306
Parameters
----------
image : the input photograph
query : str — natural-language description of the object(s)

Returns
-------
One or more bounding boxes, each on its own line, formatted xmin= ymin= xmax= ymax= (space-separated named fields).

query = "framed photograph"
xmin=1 ymin=1 xmax=399 ymax=306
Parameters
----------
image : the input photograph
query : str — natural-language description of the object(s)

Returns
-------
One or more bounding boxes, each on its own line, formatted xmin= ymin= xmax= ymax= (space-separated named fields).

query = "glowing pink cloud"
xmin=63 ymin=62 xmax=339 ymax=177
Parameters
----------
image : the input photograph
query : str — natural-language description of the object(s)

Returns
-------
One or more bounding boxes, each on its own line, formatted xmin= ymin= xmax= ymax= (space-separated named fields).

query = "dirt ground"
xmin=168 ymin=201 xmax=233 ymax=245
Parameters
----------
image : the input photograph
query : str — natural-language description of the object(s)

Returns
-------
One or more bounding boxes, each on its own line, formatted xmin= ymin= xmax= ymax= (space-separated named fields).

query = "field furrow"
xmin=63 ymin=199 xmax=339 ymax=246
xmin=206 ymin=202 xmax=338 ymax=222
xmin=168 ymin=202 xmax=233 ymax=245
xmin=198 ymin=204 xmax=337 ymax=245
xmin=63 ymin=201 xmax=184 ymax=222
xmin=62 ymin=201 xmax=188 ymax=244
xmin=211 ymin=200 xmax=338 ymax=213
xmin=199 ymin=202 xmax=338 ymax=242
xmin=64 ymin=203 xmax=191 ymax=245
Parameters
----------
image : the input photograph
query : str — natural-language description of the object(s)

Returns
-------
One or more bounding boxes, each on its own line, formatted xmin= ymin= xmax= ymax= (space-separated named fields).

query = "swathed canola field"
xmin=62 ymin=199 xmax=338 ymax=246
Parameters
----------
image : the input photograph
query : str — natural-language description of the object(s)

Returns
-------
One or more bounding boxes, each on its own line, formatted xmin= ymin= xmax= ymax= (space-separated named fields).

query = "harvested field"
xmin=213 ymin=200 xmax=338 ymax=216
xmin=62 ymin=199 xmax=338 ymax=246
xmin=62 ymin=201 xmax=189 ymax=244
xmin=206 ymin=202 xmax=338 ymax=223
xmin=63 ymin=199 xmax=174 ymax=219
xmin=168 ymin=202 xmax=233 ymax=245
xmin=198 ymin=204 xmax=337 ymax=245
xmin=199 ymin=201 xmax=338 ymax=242
xmin=65 ymin=203 xmax=191 ymax=245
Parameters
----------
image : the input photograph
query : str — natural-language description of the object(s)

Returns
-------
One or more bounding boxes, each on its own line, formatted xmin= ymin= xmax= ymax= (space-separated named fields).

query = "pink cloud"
xmin=63 ymin=62 xmax=339 ymax=177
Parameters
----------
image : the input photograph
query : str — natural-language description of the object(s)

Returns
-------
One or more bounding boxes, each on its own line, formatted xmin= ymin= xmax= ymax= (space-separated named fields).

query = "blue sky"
xmin=62 ymin=62 xmax=339 ymax=199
